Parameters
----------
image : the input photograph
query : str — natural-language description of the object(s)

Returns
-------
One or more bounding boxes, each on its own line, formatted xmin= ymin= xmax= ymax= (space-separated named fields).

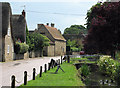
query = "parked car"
xmin=80 ymin=51 xmax=85 ymax=55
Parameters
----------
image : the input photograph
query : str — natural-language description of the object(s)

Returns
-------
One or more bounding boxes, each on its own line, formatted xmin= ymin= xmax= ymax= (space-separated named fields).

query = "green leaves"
xmin=64 ymin=25 xmax=87 ymax=34
xmin=29 ymin=33 xmax=50 ymax=51
xmin=97 ymin=55 xmax=120 ymax=83
xmin=78 ymin=64 xmax=90 ymax=78
xmin=67 ymin=39 xmax=76 ymax=47
xmin=15 ymin=42 xmax=29 ymax=54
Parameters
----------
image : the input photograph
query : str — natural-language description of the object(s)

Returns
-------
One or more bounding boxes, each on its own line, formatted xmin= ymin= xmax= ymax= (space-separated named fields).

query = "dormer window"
xmin=7 ymin=28 xmax=10 ymax=36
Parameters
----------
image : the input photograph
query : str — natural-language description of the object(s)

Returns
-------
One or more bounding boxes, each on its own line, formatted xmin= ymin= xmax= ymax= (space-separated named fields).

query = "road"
xmin=0 ymin=56 xmax=62 ymax=87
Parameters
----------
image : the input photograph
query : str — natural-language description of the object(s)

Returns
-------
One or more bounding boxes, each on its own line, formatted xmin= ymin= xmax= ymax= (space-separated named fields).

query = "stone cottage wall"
xmin=55 ymin=40 xmax=66 ymax=56
xmin=47 ymin=45 xmax=55 ymax=56
xmin=4 ymin=24 xmax=14 ymax=61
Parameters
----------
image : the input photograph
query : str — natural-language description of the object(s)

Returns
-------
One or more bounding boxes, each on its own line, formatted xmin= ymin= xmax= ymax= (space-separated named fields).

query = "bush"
xmin=15 ymin=42 xmax=29 ymax=54
xmin=97 ymin=56 xmax=116 ymax=77
xmin=114 ymin=62 xmax=120 ymax=85
xmin=115 ymin=51 xmax=120 ymax=60
xmin=78 ymin=64 xmax=90 ymax=77
xmin=97 ymin=55 xmax=120 ymax=84
xmin=71 ymin=47 xmax=81 ymax=52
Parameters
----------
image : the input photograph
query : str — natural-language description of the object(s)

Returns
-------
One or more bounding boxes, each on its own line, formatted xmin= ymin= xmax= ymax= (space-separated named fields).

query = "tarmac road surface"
xmin=0 ymin=56 xmax=62 ymax=87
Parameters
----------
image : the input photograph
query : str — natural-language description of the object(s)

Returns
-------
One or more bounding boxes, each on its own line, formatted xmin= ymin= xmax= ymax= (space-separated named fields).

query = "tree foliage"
xmin=64 ymin=25 xmax=87 ymax=34
xmin=67 ymin=39 xmax=82 ymax=52
xmin=26 ymin=25 xmax=30 ymax=45
xmin=29 ymin=33 xmax=50 ymax=51
xmin=84 ymin=2 xmax=120 ymax=56
xmin=67 ymin=39 xmax=76 ymax=47
xmin=14 ymin=42 xmax=29 ymax=54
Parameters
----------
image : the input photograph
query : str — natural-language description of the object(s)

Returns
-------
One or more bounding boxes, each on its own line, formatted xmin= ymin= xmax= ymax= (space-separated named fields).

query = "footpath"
xmin=0 ymin=56 xmax=62 ymax=87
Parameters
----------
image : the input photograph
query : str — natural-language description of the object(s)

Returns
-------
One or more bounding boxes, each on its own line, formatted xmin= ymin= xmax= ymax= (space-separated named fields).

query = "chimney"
xmin=22 ymin=10 xmax=25 ymax=18
xmin=51 ymin=23 xmax=54 ymax=27
xmin=46 ymin=23 xmax=49 ymax=26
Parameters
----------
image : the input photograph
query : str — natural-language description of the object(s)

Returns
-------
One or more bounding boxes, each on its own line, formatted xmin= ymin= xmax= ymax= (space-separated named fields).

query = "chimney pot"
xmin=51 ymin=23 xmax=55 ymax=27
xmin=22 ymin=10 xmax=25 ymax=18
xmin=46 ymin=23 xmax=49 ymax=26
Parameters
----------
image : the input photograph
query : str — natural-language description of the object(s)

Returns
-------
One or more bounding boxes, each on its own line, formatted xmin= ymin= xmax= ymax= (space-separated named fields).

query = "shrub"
xmin=71 ymin=47 xmax=79 ymax=52
xmin=97 ymin=55 xmax=120 ymax=84
xmin=115 ymin=51 xmax=120 ymax=60
xmin=15 ymin=42 xmax=29 ymax=54
xmin=114 ymin=62 xmax=120 ymax=85
xmin=97 ymin=56 xmax=116 ymax=77
xmin=78 ymin=64 xmax=90 ymax=77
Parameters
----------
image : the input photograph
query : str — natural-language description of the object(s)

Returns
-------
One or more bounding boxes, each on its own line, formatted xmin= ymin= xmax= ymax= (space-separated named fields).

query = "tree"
xmin=67 ymin=39 xmax=76 ymax=47
xmin=64 ymin=25 xmax=87 ymax=34
xmin=85 ymin=2 xmax=102 ymax=30
xmin=29 ymin=33 xmax=50 ymax=56
xmin=26 ymin=25 xmax=30 ymax=45
xmin=84 ymin=2 xmax=120 ymax=58
xmin=67 ymin=39 xmax=82 ymax=52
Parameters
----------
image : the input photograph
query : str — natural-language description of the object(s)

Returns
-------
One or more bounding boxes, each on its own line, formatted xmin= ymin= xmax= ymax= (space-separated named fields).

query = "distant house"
xmin=0 ymin=2 xmax=15 ymax=62
xmin=36 ymin=23 xmax=66 ymax=56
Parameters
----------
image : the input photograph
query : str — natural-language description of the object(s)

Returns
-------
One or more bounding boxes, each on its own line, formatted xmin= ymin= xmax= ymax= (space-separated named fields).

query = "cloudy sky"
xmin=1 ymin=0 xmax=106 ymax=33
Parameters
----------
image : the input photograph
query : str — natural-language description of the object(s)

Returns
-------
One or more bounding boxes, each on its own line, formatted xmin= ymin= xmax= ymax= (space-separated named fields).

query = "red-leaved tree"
xmin=84 ymin=2 xmax=120 ymax=57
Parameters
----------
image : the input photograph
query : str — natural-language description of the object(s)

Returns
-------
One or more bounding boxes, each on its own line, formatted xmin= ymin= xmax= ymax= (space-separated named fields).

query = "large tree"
xmin=29 ymin=33 xmax=50 ymax=56
xmin=84 ymin=2 xmax=120 ymax=57
xmin=64 ymin=25 xmax=87 ymax=34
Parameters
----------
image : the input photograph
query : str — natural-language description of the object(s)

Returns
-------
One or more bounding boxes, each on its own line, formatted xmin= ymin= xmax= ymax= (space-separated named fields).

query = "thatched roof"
xmin=12 ymin=15 xmax=26 ymax=42
xmin=1 ymin=2 xmax=12 ymax=37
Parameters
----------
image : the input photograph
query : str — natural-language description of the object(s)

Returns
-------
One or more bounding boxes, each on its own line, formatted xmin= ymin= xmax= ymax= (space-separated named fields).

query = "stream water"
xmin=75 ymin=63 xmax=119 ymax=88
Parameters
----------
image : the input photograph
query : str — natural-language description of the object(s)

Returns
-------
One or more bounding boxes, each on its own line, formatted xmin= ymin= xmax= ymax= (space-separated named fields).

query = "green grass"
xmin=79 ymin=61 xmax=96 ymax=64
xmin=19 ymin=63 xmax=84 ymax=87
xmin=71 ymin=57 xmax=87 ymax=60
xmin=70 ymin=57 xmax=96 ymax=64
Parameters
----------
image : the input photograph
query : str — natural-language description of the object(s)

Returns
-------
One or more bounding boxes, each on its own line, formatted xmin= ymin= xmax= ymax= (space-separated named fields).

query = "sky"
xmin=1 ymin=0 xmax=106 ymax=34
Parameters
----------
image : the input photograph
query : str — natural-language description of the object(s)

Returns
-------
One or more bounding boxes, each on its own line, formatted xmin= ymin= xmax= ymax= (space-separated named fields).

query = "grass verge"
xmin=19 ymin=63 xmax=84 ymax=87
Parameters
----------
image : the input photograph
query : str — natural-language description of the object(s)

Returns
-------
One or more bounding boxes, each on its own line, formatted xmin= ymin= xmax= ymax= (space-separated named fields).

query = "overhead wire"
xmin=13 ymin=9 xmax=86 ymax=16
xmin=26 ymin=10 xmax=86 ymax=16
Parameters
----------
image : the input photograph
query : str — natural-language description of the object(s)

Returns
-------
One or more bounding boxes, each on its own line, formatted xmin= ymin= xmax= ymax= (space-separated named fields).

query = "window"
xmin=63 ymin=48 xmax=64 ymax=52
xmin=7 ymin=28 xmax=10 ymax=36
xmin=7 ymin=45 xmax=9 ymax=54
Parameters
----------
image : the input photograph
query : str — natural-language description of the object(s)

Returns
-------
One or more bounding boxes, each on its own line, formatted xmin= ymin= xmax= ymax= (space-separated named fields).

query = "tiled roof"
xmin=44 ymin=25 xmax=66 ymax=41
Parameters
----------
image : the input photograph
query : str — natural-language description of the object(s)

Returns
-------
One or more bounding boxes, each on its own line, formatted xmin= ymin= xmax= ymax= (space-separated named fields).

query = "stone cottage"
xmin=12 ymin=10 xmax=26 ymax=43
xmin=11 ymin=10 xmax=28 ymax=59
xmin=0 ymin=2 xmax=15 ymax=62
xmin=36 ymin=23 xmax=66 ymax=56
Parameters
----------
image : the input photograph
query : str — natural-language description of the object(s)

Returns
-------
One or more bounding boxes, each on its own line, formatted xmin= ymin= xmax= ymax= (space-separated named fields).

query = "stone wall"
xmin=29 ymin=51 xmax=42 ymax=58
xmin=14 ymin=54 xmax=24 ymax=60
xmin=72 ymin=52 xmax=80 ymax=55
xmin=4 ymin=25 xmax=14 ymax=61
xmin=24 ymin=52 xmax=29 ymax=59
xmin=47 ymin=45 xmax=55 ymax=56
xmin=43 ymin=45 xmax=55 ymax=56
xmin=55 ymin=40 xmax=66 ymax=56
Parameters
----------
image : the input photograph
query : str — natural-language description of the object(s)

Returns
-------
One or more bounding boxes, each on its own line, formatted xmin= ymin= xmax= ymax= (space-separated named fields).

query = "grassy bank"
xmin=19 ymin=63 xmax=84 ymax=87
